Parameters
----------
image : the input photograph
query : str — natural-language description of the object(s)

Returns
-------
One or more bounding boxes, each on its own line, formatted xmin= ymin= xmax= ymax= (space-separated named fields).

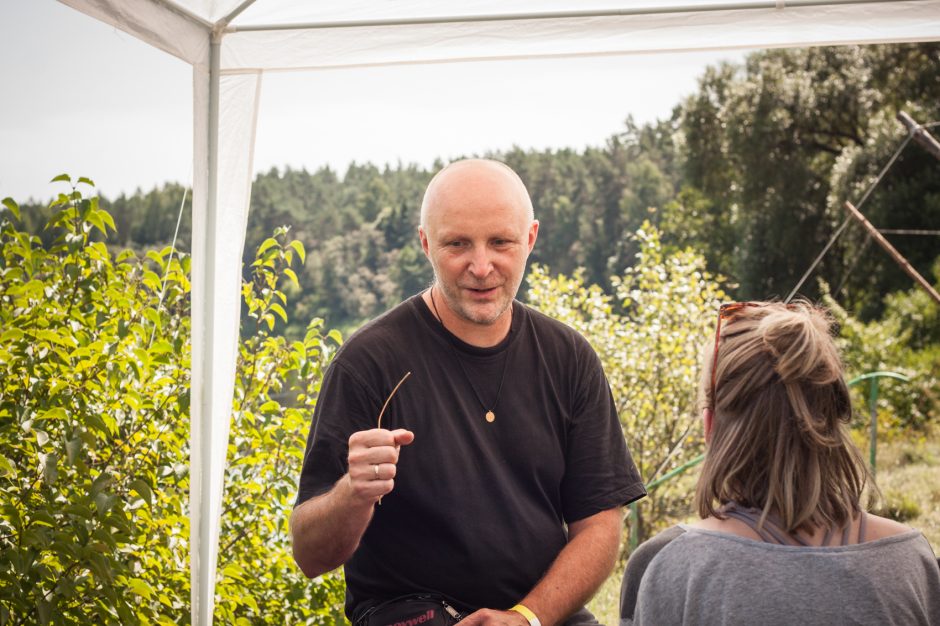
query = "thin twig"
xmin=377 ymin=372 xmax=411 ymax=429
xmin=376 ymin=371 xmax=411 ymax=506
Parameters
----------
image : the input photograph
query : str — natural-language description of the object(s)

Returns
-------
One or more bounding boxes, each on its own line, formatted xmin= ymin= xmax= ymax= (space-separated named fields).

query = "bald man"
xmin=291 ymin=159 xmax=645 ymax=626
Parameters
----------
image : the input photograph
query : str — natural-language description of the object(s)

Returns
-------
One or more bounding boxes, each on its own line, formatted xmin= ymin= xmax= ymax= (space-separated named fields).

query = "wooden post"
xmin=897 ymin=111 xmax=940 ymax=162
xmin=842 ymin=201 xmax=940 ymax=305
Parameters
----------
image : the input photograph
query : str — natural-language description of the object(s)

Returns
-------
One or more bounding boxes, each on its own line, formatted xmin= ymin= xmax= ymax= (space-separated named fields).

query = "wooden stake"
xmin=842 ymin=201 xmax=940 ymax=305
xmin=897 ymin=111 xmax=940 ymax=162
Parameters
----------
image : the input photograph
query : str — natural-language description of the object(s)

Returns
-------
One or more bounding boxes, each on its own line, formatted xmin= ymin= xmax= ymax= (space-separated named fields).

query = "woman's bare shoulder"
xmin=864 ymin=513 xmax=914 ymax=540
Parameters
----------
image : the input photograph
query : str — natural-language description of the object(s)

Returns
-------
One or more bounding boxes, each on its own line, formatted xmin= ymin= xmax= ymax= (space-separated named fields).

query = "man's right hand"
xmin=345 ymin=428 xmax=415 ymax=505
xmin=290 ymin=427 xmax=415 ymax=577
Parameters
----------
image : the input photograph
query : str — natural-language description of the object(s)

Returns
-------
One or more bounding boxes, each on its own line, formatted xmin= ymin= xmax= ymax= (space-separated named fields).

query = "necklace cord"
xmin=429 ymin=287 xmax=512 ymax=420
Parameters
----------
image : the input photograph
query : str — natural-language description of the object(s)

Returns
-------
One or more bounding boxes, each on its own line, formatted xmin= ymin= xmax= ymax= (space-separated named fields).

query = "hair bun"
xmin=759 ymin=303 xmax=841 ymax=387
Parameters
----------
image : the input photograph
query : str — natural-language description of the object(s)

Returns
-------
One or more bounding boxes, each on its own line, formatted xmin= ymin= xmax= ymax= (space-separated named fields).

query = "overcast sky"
xmin=1 ymin=1 xmax=750 ymax=203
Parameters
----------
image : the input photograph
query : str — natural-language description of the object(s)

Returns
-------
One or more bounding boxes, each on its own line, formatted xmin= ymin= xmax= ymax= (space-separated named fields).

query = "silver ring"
xmin=373 ymin=464 xmax=380 ymax=479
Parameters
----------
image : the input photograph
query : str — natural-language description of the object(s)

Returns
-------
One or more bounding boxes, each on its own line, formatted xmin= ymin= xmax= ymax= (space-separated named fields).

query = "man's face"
xmin=419 ymin=163 xmax=538 ymax=326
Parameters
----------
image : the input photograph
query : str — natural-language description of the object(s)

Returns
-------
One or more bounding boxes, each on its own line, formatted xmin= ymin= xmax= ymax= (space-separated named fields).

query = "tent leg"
xmin=192 ymin=36 xmax=222 ymax=626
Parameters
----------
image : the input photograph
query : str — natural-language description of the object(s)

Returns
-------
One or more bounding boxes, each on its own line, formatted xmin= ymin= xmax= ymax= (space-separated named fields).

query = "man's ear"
xmin=527 ymin=220 xmax=539 ymax=254
xmin=418 ymin=226 xmax=430 ymax=258
xmin=703 ymin=408 xmax=714 ymax=444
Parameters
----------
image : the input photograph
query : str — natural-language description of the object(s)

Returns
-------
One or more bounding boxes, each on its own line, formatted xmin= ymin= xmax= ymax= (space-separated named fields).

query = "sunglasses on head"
xmin=709 ymin=302 xmax=800 ymax=408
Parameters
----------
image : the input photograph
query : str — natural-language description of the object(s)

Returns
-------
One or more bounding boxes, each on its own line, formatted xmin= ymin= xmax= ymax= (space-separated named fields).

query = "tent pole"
xmin=220 ymin=0 xmax=261 ymax=26
xmin=228 ymin=0 xmax=892 ymax=32
xmin=193 ymin=35 xmax=222 ymax=626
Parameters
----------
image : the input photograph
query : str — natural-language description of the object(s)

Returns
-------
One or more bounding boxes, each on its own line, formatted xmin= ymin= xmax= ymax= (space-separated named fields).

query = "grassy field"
xmin=871 ymin=431 xmax=940 ymax=549
xmin=586 ymin=430 xmax=940 ymax=626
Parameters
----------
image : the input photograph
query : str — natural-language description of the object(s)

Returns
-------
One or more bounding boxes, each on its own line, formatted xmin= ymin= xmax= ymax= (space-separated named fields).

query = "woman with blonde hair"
xmin=620 ymin=301 xmax=939 ymax=626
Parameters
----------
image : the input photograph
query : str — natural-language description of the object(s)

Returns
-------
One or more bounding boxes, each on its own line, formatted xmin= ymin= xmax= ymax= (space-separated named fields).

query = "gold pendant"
xmin=485 ymin=410 xmax=495 ymax=423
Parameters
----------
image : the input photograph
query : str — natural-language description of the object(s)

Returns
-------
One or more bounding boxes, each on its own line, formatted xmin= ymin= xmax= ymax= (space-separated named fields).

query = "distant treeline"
xmin=20 ymin=43 xmax=940 ymax=335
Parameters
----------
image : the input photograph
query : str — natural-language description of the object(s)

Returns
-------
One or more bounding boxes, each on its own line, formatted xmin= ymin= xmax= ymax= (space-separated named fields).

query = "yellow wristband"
xmin=509 ymin=604 xmax=542 ymax=626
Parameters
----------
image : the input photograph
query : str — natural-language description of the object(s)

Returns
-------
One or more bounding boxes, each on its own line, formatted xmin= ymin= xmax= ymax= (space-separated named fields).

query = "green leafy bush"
xmin=0 ymin=178 xmax=344 ymax=624
xmin=823 ymin=265 xmax=940 ymax=433
xmin=0 ymin=176 xmax=190 ymax=624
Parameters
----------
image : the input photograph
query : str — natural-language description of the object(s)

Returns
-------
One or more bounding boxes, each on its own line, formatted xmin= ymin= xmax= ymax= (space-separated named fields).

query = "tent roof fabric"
xmin=63 ymin=1 xmax=940 ymax=68
xmin=220 ymin=2 xmax=940 ymax=73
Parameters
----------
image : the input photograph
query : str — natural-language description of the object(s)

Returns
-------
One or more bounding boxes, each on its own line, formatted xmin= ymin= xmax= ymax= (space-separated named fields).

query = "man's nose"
xmin=467 ymin=245 xmax=493 ymax=278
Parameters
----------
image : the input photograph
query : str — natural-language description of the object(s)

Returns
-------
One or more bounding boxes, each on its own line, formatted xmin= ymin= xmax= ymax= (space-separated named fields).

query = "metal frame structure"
xmin=50 ymin=1 xmax=940 ymax=622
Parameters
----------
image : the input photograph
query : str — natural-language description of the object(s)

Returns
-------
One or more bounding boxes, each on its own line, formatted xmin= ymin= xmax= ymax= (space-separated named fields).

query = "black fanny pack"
xmin=356 ymin=594 xmax=467 ymax=626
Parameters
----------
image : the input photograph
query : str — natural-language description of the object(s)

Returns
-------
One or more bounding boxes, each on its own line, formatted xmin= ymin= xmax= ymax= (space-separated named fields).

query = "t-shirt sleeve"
xmin=620 ymin=526 xmax=686 ymax=621
xmin=294 ymin=358 xmax=382 ymax=507
xmin=560 ymin=340 xmax=646 ymax=522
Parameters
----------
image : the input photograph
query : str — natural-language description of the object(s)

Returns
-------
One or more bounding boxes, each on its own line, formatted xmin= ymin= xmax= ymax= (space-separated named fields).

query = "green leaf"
xmin=127 ymin=578 xmax=153 ymax=600
xmin=0 ymin=455 xmax=17 ymax=478
xmin=42 ymin=454 xmax=58 ymax=485
xmin=2 ymin=197 xmax=20 ymax=220
xmin=31 ymin=511 xmax=55 ymax=527
xmin=1 ymin=327 xmax=25 ymax=343
xmin=257 ymin=238 xmax=279 ymax=256
xmin=288 ymin=239 xmax=306 ymax=264
xmin=270 ymin=303 xmax=288 ymax=323
xmin=63 ymin=503 xmax=93 ymax=519
xmin=83 ymin=412 xmax=111 ymax=436
xmin=259 ymin=400 xmax=280 ymax=413
xmin=77 ymin=176 xmax=96 ymax=187
xmin=87 ymin=210 xmax=106 ymax=234
xmin=85 ymin=553 xmax=110 ymax=585
xmin=35 ymin=329 xmax=75 ymax=348
xmin=143 ymin=308 xmax=162 ymax=330
xmin=328 ymin=329 xmax=344 ymax=346
xmin=36 ymin=407 xmax=68 ymax=422
xmin=150 ymin=340 xmax=173 ymax=355
xmin=221 ymin=564 xmax=244 ymax=581
xmin=242 ymin=594 xmax=259 ymax=612
xmin=146 ymin=250 xmax=166 ymax=267
xmin=94 ymin=491 xmax=116 ymax=516
xmin=49 ymin=193 xmax=68 ymax=209
xmin=50 ymin=173 xmax=71 ymax=183
xmin=283 ymin=267 xmax=299 ymax=288
xmin=37 ymin=599 xmax=52 ymax=626
xmin=20 ymin=526 xmax=45 ymax=546
xmin=125 ymin=393 xmax=141 ymax=411
xmin=129 ymin=479 xmax=154 ymax=507
xmin=65 ymin=438 xmax=82 ymax=465
xmin=98 ymin=209 xmax=116 ymax=232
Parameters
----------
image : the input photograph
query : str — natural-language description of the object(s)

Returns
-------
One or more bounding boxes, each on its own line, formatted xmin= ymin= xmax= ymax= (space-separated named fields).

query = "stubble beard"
xmin=433 ymin=276 xmax=514 ymax=326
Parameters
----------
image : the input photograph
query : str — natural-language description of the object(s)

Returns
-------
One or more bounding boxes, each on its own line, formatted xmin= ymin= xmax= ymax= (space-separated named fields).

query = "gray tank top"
xmin=721 ymin=501 xmax=866 ymax=546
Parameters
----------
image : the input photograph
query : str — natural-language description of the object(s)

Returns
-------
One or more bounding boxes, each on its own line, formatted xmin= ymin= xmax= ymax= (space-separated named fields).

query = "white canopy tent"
xmin=54 ymin=0 xmax=940 ymax=623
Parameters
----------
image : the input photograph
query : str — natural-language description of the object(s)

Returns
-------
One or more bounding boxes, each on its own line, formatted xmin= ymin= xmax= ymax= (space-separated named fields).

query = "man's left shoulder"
xmin=519 ymin=302 xmax=593 ymax=347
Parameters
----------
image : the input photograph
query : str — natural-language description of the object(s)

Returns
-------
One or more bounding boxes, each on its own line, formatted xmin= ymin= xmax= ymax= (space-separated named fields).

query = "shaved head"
xmin=420 ymin=159 xmax=534 ymax=230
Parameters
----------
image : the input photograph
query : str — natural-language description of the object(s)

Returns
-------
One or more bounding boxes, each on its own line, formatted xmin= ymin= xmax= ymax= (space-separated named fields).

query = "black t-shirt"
xmin=295 ymin=295 xmax=645 ymax=618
